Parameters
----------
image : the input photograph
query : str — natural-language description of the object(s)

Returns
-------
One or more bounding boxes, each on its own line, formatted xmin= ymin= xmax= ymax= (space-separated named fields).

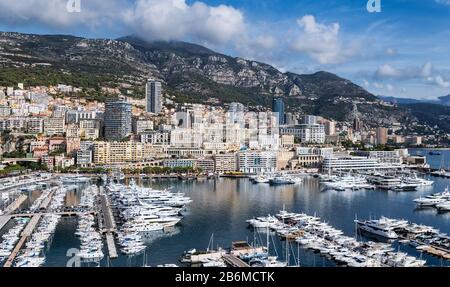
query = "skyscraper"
xmin=272 ymin=97 xmax=285 ymax=125
xmin=376 ymin=127 xmax=388 ymax=145
xmin=104 ymin=98 xmax=132 ymax=141
xmin=146 ymin=80 xmax=162 ymax=114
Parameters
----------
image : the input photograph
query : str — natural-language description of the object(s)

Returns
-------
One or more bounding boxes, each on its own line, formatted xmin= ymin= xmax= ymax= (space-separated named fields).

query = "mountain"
xmin=403 ymin=103 xmax=450 ymax=133
xmin=379 ymin=95 xmax=450 ymax=106
xmin=438 ymin=94 xmax=450 ymax=106
xmin=0 ymin=32 xmax=411 ymax=125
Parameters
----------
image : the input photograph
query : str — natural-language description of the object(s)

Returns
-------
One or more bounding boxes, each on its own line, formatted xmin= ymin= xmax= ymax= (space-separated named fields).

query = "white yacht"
xmin=436 ymin=201 xmax=450 ymax=212
xmin=269 ymin=176 xmax=296 ymax=185
xmin=253 ymin=175 xmax=271 ymax=184
xmin=413 ymin=188 xmax=449 ymax=207
xmin=323 ymin=175 xmax=374 ymax=191
xmin=402 ymin=173 xmax=434 ymax=187
xmin=354 ymin=217 xmax=402 ymax=239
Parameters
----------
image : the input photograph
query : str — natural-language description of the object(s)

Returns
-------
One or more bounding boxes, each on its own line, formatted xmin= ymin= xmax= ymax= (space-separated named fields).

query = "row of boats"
xmin=413 ymin=186 xmax=450 ymax=211
xmin=0 ymin=218 xmax=29 ymax=261
xmin=14 ymin=186 xmax=68 ymax=267
xmin=75 ymin=186 xmax=104 ymax=262
xmin=320 ymin=173 xmax=434 ymax=192
xmin=0 ymin=173 xmax=53 ymax=192
xmin=355 ymin=216 xmax=450 ymax=258
xmin=247 ymin=210 xmax=427 ymax=267
xmin=108 ymin=180 xmax=192 ymax=256
xmin=250 ymin=174 xmax=303 ymax=185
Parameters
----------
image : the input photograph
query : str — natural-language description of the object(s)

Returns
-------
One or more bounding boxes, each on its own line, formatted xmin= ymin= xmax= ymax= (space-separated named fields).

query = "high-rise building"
xmin=302 ymin=115 xmax=317 ymax=125
xmin=353 ymin=118 xmax=363 ymax=132
xmin=104 ymin=99 xmax=132 ymax=141
xmin=146 ymin=80 xmax=162 ymax=114
xmin=376 ymin=127 xmax=388 ymax=145
xmin=324 ymin=120 xmax=336 ymax=136
xmin=272 ymin=97 xmax=285 ymax=125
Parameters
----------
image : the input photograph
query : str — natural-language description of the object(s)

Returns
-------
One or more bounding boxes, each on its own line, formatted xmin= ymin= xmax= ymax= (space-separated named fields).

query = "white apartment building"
xmin=238 ymin=151 xmax=277 ymax=174
xmin=281 ymin=124 xmax=325 ymax=144
xmin=322 ymin=156 xmax=400 ymax=173
xmin=170 ymin=128 xmax=203 ymax=148
xmin=214 ymin=153 xmax=238 ymax=173
xmin=141 ymin=130 xmax=170 ymax=146
xmin=44 ymin=117 xmax=65 ymax=136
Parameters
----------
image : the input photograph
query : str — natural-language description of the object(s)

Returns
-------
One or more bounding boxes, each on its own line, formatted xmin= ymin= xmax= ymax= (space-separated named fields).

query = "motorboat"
xmin=354 ymin=218 xmax=400 ymax=239
xmin=269 ymin=176 xmax=296 ymax=185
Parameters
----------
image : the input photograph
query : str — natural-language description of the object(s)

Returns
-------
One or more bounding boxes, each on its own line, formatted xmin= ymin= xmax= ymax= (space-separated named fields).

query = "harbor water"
xmin=40 ymin=178 xmax=450 ymax=267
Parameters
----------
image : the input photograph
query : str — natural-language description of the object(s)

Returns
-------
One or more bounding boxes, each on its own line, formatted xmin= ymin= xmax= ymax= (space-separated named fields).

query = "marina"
xmin=0 ymin=150 xmax=448 ymax=267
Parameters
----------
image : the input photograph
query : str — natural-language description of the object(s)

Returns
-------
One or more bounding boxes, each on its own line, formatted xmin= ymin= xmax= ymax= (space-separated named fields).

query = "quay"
xmin=8 ymin=211 xmax=96 ymax=218
xmin=3 ymin=214 xmax=42 ymax=267
xmin=0 ymin=215 xmax=12 ymax=231
xmin=4 ymin=188 xmax=72 ymax=267
xmin=98 ymin=187 xmax=118 ymax=259
xmin=3 ymin=194 xmax=27 ymax=215
xmin=99 ymin=189 xmax=117 ymax=234
xmin=222 ymin=254 xmax=250 ymax=267
xmin=106 ymin=233 xmax=118 ymax=259
xmin=0 ymin=194 xmax=28 ymax=231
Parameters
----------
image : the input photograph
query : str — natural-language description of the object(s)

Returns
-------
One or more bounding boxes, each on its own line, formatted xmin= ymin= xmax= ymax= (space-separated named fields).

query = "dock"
xmin=106 ymin=233 xmax=118 ymax=259
xmin=98 ymin=187 xmax=118 ymax=259
xmin=222 ymin=254 xmax=250 ymax=267
xmin=99 ymin=192 xmax=117 ymax=234
xmin=3 ymin=195 xmax=27 ymax=214
xmin=0 ymin=215 xmax=12 ymax=231
xmin=3 ymin=214 xmax=42 ymax=267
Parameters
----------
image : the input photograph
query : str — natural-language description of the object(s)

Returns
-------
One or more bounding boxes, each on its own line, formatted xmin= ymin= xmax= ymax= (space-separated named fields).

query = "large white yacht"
xmin=354 ymin=217 xmax=407 ymax=239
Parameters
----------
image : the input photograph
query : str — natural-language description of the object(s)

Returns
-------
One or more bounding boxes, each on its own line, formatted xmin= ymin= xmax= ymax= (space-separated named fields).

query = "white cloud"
xmin=385 ymin=48 xmax=397 ymax=56
xmin=0 ymin=0 xmax=245 ymax=45
xmin=375 ymin=62 xmax=434 ymax=80
xmin=290 ymin=15 xmax=342 ymax=64
xmin=435 ymin=0 xmax=450 ymax=5
xmin=121 ymin=0 xmax=245 ymax=44
xmin=432 ymin=75 xmax=450 ymax=88
xmin=0 ymin=0 xmax=117 ymax=28
xmin=362 ymin=79 xmax=370 ymax=88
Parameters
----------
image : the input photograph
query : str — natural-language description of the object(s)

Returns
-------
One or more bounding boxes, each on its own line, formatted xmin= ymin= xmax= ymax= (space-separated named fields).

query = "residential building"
xmin=93 ymin=141 xmax=154 ymax=165
xmin=44 ymin=117 xmax=65 ymax=136
xmin=104 ymin=99 xmax=132 ymax=141
xmin=238 ymin=151 xmax=277 ymax=174
xmin=214 ymin=153 xmax=238 ymax=173
xmin=146 ymin=80 xmax=162 ymax=114
xmin=272 ymin=97 xmax=285 ymax=125
xmin=376 ymin=127 xmax=388 ymax=145
xmin=163 ymin=159 xmax=195 ymax=169
xmin=141 ymin=130 xmax=170 ymax=146
xmin=195 ymin=158 xmax=215 ymax=173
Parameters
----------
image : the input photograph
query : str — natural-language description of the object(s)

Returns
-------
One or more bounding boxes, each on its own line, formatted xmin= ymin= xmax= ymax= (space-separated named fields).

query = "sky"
xmin=0 ymin=0 xmax=449 ymax=100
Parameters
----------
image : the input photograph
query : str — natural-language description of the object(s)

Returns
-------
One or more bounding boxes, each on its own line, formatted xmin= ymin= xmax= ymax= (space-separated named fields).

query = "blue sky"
xmin=0 ymin=0 xmax=449 ymax=100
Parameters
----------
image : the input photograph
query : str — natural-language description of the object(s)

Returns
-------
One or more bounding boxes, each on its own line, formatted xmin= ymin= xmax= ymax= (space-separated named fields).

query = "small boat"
xmin=428 ymin=151 xmax=442 ymax=156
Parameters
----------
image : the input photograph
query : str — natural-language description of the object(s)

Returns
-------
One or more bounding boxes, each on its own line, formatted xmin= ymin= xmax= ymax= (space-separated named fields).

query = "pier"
xmin=3 ymin=194 xmax=27 ymax=215
xmin=98 ymin=187 xmax=118 ymax=259
xmin=106 ymin=233 xmax=118 ymax=259
xmin=99 ymin=191 xmax=117 ymax=234
xmin=3 ymin=214 xmax=42 ymax=267
xmin=0 ymin=194 xmax=28 ymax=231
xmin=0 ymin=215 xmax=12 ymax=231
xmin=222 ymin=254 xmax=250 ymax=267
